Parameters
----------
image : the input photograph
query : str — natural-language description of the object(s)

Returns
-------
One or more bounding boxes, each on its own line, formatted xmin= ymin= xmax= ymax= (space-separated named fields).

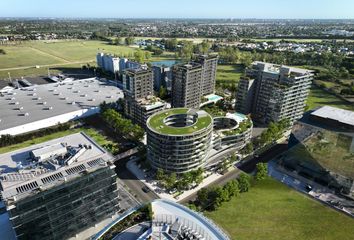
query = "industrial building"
xmin=235 ymin=61 xmax=314 ymax=123
xmin=146 ymin=108 xmax=253 ymax=173
xmin=0 ymin=132 xmax=120 ymax=240
xmin=0 ymin=78 xmax=123 ymax=136
xmin=123 ymin=68 xmax=166 ymax=128
xmin=194 ymin=54 xmax=219 ymax=96
xmin=171 ymin=62 xmax=203 ymax=108
xmin=277 ymin=106 xmax=354 ymax=197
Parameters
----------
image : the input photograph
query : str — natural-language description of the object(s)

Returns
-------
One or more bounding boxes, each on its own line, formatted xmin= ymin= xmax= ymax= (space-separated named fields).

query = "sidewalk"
xmin=126 ymin=160 xmax=223 ymax=202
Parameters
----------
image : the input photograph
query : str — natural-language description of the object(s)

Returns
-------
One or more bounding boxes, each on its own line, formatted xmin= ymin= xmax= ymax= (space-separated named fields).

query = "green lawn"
xmin=148 ymin=108 xmax=213 ymax=135
xmin=0 ymin=40 xmax=137 ymax=79
xmin=0 ymin=127 xmax=115 ymax=154
xmin=216 ymin=64 xmax=244 ymax=86
xmin=307 ymin=87 xmax=354 ymax=111
xmin=205 ymin=178 xmax=354 ymax=240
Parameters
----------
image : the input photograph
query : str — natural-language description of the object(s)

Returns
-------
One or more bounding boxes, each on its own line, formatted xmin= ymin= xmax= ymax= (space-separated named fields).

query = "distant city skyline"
xmin=1 ymin=0 xmax=353 ymax=19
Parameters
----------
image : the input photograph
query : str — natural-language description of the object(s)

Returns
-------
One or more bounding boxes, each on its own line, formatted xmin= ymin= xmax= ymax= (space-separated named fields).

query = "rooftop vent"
xmin=16 ymin=181 xmax=39 ymax=194
xmin=41 ymin=172 xmax=64 ymax=184
xmin=65 ymin=164 xmax=86 ymax=175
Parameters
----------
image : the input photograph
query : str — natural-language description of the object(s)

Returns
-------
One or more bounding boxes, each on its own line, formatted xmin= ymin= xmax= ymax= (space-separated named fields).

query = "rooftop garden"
xmin=148 ymin=108 xmax=213 ymax=135
xmin=222 ymin=118 xmax=252 ymax=136
xmin=202 ymin=104 xmax=227 ymax=117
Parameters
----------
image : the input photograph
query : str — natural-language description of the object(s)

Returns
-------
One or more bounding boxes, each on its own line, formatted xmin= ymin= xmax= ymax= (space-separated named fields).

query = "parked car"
xmin=142 ymin=186 xmax=151 ymax=193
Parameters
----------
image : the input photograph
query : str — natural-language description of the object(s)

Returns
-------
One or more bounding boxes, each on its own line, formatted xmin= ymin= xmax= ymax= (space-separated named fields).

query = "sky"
xmin=0 ymin=0 xmax=353 ymax=19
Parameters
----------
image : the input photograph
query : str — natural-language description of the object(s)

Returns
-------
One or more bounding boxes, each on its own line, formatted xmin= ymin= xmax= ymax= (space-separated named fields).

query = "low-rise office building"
xmin=0 ymin=132 xmax=120 ymax=240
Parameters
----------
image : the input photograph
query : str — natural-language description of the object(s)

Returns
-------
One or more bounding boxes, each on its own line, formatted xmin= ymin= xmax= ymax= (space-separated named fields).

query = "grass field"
xmin=216 ymin=64 xmax=244 ymax=86
xmin=0 ymin=127 xmax=115 ymax=154
xmin=205 ymin=177 xmax=354 ymax=240
xmin=0 ymin=40 xmax=137 ymax=79
xmin=306 ymin=87 xmax=354 ymax=111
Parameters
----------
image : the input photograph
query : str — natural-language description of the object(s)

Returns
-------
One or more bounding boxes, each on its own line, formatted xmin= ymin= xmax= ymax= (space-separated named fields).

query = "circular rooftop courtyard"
xmin=147 ymin=108 xmax=213 ymax=136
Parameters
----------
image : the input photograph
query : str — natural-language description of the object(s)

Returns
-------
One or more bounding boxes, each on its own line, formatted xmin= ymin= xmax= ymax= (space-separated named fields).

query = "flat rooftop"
xmin=0 ymin=132 xmax=113 ymax=203
xmin=310 ymin=106 xmax=354 ymax=127
xmin=0 ymin=78 xmax=123 ymax=132
xmin=252 ymin=61 xmax=313 ymax=75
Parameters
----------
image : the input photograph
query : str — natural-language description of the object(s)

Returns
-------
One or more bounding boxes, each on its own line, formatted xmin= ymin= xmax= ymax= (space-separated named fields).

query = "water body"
xmin=150 ymin=60 xmax=181 ymax=67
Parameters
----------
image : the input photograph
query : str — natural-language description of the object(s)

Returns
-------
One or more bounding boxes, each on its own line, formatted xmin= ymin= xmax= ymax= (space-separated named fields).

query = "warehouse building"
xmin=0 ymin=78 xmax=123 ymax=136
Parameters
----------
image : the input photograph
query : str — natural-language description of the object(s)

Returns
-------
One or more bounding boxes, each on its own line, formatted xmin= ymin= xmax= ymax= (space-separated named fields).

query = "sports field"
xmin=205 ymin=177 xmax=354 ymax=240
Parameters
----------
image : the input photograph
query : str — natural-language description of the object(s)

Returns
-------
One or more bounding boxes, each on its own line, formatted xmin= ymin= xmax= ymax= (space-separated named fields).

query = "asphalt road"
xmin=179 ymin=142 xmax=289 ymax=204
xmin=114 ymin=155 xmax=159 ymax=203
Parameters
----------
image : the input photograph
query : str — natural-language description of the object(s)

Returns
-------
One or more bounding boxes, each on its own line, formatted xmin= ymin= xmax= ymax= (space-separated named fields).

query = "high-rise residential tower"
xmin=171 ymin=62 xmax=203 ymax=108
xmin=235 ymin=61 xmax=313 ymax=123
xmin=194 ymin=54 xmax=219 ymax=95
xmin=123 ymin=68 xmax=166 ymax=127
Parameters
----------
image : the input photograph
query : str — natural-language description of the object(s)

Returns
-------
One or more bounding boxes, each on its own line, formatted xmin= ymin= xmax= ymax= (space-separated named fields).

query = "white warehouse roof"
xmin=310 ymin=106 xmax=354 ymax=127
xmin=0 ymin=78 xmax=123 ymax=135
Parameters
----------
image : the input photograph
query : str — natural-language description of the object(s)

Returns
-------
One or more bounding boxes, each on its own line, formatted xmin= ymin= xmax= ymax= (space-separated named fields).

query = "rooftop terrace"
xmin=0 ymin=132 xmax=113 ymax=202
xmin=147 ymin=108 xmax=213 ymax=136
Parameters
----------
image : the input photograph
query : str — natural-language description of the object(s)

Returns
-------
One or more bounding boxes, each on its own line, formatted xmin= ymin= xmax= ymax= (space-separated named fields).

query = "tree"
xmin=255 ymin=163 xmax=268 ymax=181
xmin=165 ymin=38 xmax=178 ymax=51
xmin=208 ymin=186 xmax=228 ymax=210
xmin=198 ymin=41 xmax=211 ymax=54
xmin=158 ymin=86 xmax=167 ymax=99
xmin=112 ymin=37 xmax=122 ymax=45
xmin=178 ymin=41 xmax=194 ymax=60
xmin=241 ymin=142 xmax=254 ymax=155
xmin=197 ymin=188 xmax=209 ymax=207
xmin=134 ymin=50 xmax=145 ymax=63
xmin=125 ymin=37 xmax=135 ymax=46
xmin=156 ymin=168 xmax=166 ymax=181
xmin=223 ymin=179 xmax=240 ymax=200
xmin=240 ymin=52 xmax=253 ymax=67
xmin=238 ymin=173 xmax=251 ymax=193
xmin=165 ymin=172 xmax=177 ymax=189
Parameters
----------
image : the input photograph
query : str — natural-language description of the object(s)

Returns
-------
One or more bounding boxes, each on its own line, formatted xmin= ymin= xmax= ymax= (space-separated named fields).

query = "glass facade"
xmin=9 ymin=167 xmax=119 ymax=240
